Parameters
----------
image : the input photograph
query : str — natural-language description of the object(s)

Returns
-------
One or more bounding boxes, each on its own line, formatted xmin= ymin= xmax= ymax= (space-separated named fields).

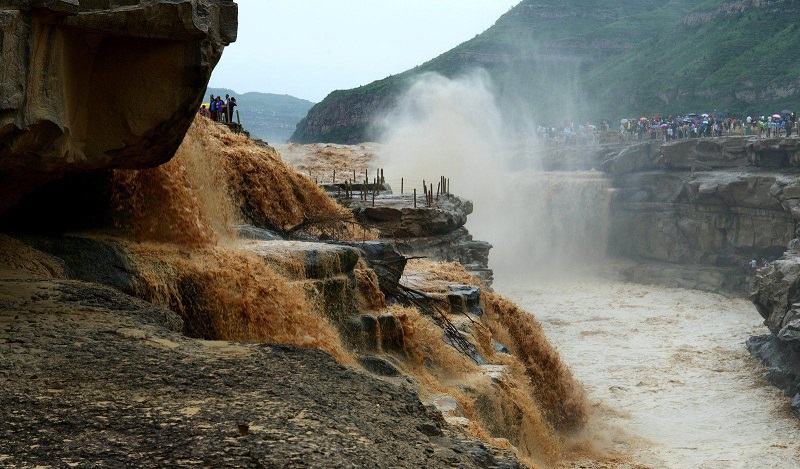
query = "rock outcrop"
xmin=343 ymin=193 xmax=493 ymax=285
xmin=0 ymin=0 xmax=237 ymax=212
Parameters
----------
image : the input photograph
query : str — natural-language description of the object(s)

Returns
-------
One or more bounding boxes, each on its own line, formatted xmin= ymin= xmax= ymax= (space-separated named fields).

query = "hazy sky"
xmin=208 ymin=0 xmax=519 ymax=102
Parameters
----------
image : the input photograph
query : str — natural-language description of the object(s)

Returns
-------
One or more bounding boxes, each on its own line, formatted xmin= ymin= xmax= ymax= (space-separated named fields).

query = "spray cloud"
xmin=376 ymin=71 xmax=610 ymax=281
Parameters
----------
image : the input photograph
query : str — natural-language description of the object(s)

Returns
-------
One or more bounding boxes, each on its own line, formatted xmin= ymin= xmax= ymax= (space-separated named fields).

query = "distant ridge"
xmin=205 ymin=88 xmax=314 ymax=143
xmin=291 ymin=0 xmax=800 ymax=144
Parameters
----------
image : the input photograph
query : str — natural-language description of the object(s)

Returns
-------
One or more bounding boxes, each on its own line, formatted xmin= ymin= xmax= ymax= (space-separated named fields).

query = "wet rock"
xmin=377 ymin=314 xmax=406 ymax=353
xmin=358 ymin=355 xmax=401 ymax=377
xmin=0 ymin=0 xmax=237 ymax=212
xmin=493 ymin=341 xmax=510 ymax=354
xmin=331 ymin=240 xmax=407 ymax=297
xmin=751 ymin=257 xmax=800 ymax=337
xmin=791 ymin=394 xmax=800 ymax=420
xmin=447 ymin=285 xmax=482 ymax=316
xmin=244 ymin=241 xmax=361 ymax=279
xmin=392 ymin=227 xmax=493 ymax=286
xmin=21 ymin=235 xmax=137 ymax=292
xmin=746 ymin=334 xmax=800 ymax=398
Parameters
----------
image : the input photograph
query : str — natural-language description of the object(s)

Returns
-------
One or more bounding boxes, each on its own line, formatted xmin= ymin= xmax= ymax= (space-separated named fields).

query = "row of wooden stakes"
xmin=326 ymin=169 xmax=451 ymax=209
xmin=415 ymin=176 xmax=450 ymax=208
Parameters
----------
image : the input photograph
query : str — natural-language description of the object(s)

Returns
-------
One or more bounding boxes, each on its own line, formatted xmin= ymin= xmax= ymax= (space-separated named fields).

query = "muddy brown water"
xmin=496 ymin=277 xmax=800 ymax=468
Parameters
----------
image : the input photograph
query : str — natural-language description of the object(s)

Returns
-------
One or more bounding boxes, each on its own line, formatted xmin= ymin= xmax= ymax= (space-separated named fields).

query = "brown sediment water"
xmin=398 ymin=260 xmax=595 ymax=466
xmin=498 ymin=277 xmax=800 ymax=468
xmin=390 ymin=302 xmax=558 ymax=467
xmin=105 ymin=118 xmax=366 ymax=363
xmin=277 ymin=142 xmax=379 ymax=183
xmin=122 ymin=240 xmax=351 ymax=364
xmin=113 ymin=117 xmax=374 ymax=244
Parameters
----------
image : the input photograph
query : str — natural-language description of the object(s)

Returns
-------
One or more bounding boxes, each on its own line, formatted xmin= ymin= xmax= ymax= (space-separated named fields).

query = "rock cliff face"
xmin=584 ymin=137 xmax=800 ymax=293
xmin=0 ymin=0 xmax=237 ymax=212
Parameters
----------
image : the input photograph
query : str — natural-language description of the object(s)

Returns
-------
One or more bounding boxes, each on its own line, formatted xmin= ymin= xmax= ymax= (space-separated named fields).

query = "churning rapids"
xmin=497 ymin=276 xmax=800 ymax=468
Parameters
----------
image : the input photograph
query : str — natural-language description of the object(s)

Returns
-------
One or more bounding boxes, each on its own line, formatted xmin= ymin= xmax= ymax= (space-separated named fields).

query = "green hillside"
xmin=291 ymin=0 xmax=800 ymax=143
xmin=206 ymin=88 xmax=314 ymax=143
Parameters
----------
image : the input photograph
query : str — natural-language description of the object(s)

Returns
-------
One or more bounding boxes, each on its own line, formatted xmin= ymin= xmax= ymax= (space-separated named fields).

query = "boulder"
xmin=0 ymin=0 xmax=238 ymax=212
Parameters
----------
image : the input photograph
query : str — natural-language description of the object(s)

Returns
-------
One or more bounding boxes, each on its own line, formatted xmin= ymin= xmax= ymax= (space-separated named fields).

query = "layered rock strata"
xmin=0 ymin=0 xmax=237 ymax=212
xmin=343 ymin=193 xmax=493 ymax=285
xmin=539 ymin=137 xmax=800 ymax=293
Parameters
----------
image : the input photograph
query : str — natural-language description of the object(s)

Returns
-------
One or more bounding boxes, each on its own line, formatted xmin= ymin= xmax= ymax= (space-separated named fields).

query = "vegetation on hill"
xmin=206 ymin=87 xmax=314 ymax=143
xmin=291 ymin=0 xmax=800 ymax=143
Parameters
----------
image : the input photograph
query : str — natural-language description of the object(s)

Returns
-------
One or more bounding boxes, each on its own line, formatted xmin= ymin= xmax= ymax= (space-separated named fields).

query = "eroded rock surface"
xmin=0 ymin=278 xmax=522 ymax=468
xmin=0 ymin=0 xmax=237 ymax=212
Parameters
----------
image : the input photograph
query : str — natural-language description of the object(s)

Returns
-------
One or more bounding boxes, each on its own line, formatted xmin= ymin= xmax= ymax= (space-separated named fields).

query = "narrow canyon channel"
xmin=496 ymin=276 xmax=800 ymax=468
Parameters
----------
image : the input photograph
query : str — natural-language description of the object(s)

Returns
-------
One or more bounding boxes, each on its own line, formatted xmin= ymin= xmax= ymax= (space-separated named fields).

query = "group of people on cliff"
xmin=613 ymin=112 xmax=798 ymax=143
xmin=537 ymin=110 xmax=798 ymax=146
xmin=199 ymin=94 xmax=237 ymax=123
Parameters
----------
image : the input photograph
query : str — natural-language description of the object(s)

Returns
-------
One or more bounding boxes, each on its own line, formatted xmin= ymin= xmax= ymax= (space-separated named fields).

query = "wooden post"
xmin=414 ymin=189 xmax=417 ymax=208
xmin=353 ymin=170 xmax=356 ymax=182
xmin=401 ymin=178 xmax=404 ymax=194
xmin=436 ymin=181 xmax=440 ymax=200
xmin=372 ymin=188 xmax=375 ymax=207
xmin=447 ymin=178 xmax=450 ymax=195
xmin=429 ymin=183 xmax=433 ymax=206
xmin=333 ymin=170 xmax=336 ymax=183
xmin=380 ymin=169 xmax=384 ymax=185
xmin=236 ymin=110 xmax=241 ymax=125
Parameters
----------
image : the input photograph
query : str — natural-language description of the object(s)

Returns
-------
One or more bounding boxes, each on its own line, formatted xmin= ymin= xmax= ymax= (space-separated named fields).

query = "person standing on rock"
xmin=224 ymin=94 xmax=231 ymax=122
xmin=228 ymin=95 xmax=237 ymax=123
xmin=209 ymin=94 xmax=217 ymax=122
xmin=218 ymin=96 xmax=227 ymax=123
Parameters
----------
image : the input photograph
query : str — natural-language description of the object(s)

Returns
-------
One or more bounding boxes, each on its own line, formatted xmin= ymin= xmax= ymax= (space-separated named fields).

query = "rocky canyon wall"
xmin=0 ymin=0 xmax=237 ymax=213
xmin=552 ymin=138 xmax=800 ymax=293
xmin=541 ymin=136 xmax=800 ymax=412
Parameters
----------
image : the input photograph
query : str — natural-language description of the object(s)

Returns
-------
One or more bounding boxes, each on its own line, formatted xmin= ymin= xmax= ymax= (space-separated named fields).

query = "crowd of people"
xmin=536 ymin=110 xmax=799 ymax=145
xmin=610 ymin=112 xmax=798 ymax=142
xmin=199 ymin=94 xmax=237 ymax=123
